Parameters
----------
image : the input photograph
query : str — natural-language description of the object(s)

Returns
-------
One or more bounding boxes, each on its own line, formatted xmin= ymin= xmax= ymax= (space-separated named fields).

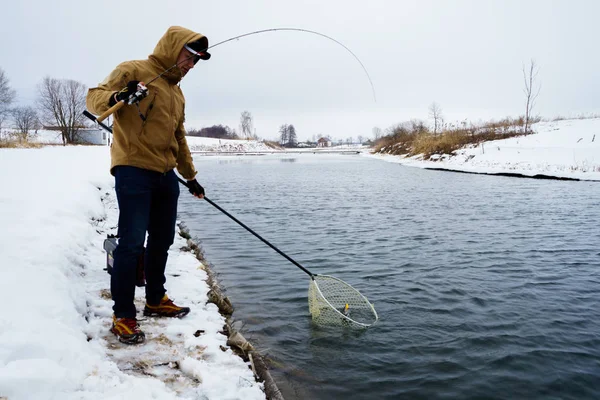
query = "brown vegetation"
xmin=551 ymin=113 xmax=600 ymax=122
xmin=374 ymin=116 xmax=539 ymax=160
xmin=0 ymin=137 xmax=43 ymax=148
xmin=262 ymin=140 xmax=283 ymax=149
xmin=187 ymin=125 xmax=239 ymax=139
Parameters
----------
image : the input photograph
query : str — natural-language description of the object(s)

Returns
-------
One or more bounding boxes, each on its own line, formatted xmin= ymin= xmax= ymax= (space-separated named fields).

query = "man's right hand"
xmin=109 ymin=81 xmax=145 ymax=106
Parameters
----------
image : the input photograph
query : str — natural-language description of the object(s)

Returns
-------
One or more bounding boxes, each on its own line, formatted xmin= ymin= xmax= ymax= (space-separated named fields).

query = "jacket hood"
xmin=149 ymin=26 xmax=206 ymax=83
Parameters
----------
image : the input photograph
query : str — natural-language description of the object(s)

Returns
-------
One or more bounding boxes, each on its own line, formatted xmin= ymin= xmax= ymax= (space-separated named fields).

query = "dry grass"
xmin=374 ymin=117 xmax=529 ymax=159
xmin=262 ymin=140 xmax=283 ymax=149
xmin=0 ymin=138 xmax=44 ymax=148
xmin=551 ymin=113 xmax=600 ymax=122
xmin=411 ymin=131 xmax=472 ymax=158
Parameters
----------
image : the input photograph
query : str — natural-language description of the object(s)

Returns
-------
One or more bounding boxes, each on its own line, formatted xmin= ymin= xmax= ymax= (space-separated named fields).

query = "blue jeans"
xmin=112 ymin=166 xmax=180 ymax=318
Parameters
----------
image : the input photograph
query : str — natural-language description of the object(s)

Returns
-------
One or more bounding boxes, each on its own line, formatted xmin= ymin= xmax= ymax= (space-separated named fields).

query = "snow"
xmin=367 ymin=118 xmax=600 ymax=181
xmin=185 ymin=137 xmax=274 ymax=153
xmin=0 ymin=117 xmax=598 ymax=398
xmin=0 ymin=129 xmax=65 ymax=144
xmin=0 ymin=146 xmax=265 ymax=399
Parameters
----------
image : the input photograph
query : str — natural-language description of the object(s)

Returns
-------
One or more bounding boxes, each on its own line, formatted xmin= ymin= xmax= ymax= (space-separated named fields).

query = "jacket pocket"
xmin=142 ymin=92 xmax=158 ymax=125
xmin=137 ymin=93 xmax=158 ymax=137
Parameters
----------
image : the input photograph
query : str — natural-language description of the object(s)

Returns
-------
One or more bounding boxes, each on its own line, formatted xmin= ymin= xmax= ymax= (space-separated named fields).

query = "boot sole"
xmin=110 ymin=327 xmax=146 ymax=344
xmin=143 ymin=308 xmax=190 ymax=318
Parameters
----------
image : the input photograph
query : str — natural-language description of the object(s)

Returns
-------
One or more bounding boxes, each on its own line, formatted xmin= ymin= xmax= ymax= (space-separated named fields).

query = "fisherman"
xmin=86 ymin=26 xmax=209 ymax=344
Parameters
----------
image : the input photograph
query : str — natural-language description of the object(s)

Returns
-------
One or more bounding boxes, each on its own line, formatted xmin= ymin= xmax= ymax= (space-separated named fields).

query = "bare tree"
xmin=428 ymin=102 xmax=443 ymax=135
xmin=0 ymin=68 xmax=16 ymax=136
xmin=357 ymin=135 xmax=364 ymax=144
xmin=279 ymin=124 xmax=289 ymax=145
xmin=11 ymin=106 xmax=39 ymax=141
xmin=239 ymin=110 xmax=254 ymax=139
xmin=372 ymin=126 xmax=382 ymax=140
xmin=37 ymin=76 xmax=87 ymax=145
xmin=523 ymin=59 xmax=541 ymax=135
xmin=288 ymin=124 xmax=297 ymax=147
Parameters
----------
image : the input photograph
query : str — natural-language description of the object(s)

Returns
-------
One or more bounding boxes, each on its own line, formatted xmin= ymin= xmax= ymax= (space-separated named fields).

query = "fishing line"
xmin=206 ymin=27 xmax=377 ymax=102
xmin=92 ymin=27 xmax=376 ymax=124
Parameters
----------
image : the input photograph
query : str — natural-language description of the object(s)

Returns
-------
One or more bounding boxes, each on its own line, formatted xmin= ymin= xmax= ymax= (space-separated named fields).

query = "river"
xmin=178 ymin=153 xmax=600 ymax=400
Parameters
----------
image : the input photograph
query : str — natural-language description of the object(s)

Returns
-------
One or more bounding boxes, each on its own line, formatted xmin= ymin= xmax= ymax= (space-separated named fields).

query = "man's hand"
xmin=109 ymin=81 xmax=148 ymax=106
xmin=187 ymin=179 xmax=205 ymax=199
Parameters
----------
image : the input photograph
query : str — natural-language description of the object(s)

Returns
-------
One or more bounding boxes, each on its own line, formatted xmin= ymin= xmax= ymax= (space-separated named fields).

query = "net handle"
xmin=178 ymin=178 xmax=314 ymax=278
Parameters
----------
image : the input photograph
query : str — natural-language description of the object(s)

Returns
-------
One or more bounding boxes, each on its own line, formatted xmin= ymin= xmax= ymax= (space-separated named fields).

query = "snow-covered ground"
xmin=1 ymin=116 xmax=597 ymax=398
xmin=367 ymin=118 xmax=600 ymax=181
xmin=185 ymin=136 xmax=275 ymax=153
xmin=188 ymin=118 xmax=600 ymax=182
xmin=0 ymin=146 xmax=265 ymax=400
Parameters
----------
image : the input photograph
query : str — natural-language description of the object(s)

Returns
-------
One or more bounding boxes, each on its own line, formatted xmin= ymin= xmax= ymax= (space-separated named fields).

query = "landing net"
xmin=308 ymin=275 xmax=378 ymax=328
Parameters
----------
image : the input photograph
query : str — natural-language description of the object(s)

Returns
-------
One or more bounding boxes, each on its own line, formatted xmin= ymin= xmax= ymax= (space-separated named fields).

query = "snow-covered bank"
xmin=186 ymin=136 xmax=275 ymax=153
xmin=0 ymin=146 xmax=265 ymax=399
xmin=367 ymin=118 xmax=600 ymax=181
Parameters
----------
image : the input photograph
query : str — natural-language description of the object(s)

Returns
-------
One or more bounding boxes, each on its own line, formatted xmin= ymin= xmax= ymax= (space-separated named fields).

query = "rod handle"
xmin=97 ymin=101 xmax=125 ymax=123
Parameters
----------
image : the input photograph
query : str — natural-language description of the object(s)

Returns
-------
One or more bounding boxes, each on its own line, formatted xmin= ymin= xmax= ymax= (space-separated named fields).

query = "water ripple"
xmin=179 ymin=155 xmax=600 ymax=400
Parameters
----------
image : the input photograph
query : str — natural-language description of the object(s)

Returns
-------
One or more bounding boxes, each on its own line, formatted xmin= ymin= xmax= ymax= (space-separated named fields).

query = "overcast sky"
xmin=2 ymin=0 xmax=599 ymax=141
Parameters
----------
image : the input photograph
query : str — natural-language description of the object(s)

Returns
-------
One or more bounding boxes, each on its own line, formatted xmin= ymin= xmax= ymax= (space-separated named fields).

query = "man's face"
xmin=176 ymin=47 xmax=197 ymax=77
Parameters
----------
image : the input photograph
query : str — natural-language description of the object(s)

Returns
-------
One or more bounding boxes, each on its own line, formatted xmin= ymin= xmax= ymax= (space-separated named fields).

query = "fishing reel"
xmin=126 ymin=82 xmax=149 ymax=105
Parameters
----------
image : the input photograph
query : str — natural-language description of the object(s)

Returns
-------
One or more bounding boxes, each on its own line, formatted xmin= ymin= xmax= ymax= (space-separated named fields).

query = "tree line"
xmin=1 ymin=67 xmax=375 ymax=147
xmin=0 ymin=67 xmax=87 ymax=145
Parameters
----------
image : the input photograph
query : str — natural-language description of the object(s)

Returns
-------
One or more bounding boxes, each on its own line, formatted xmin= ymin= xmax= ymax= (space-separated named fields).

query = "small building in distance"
xmin=317 ymin=137 xmax=331 ymax=147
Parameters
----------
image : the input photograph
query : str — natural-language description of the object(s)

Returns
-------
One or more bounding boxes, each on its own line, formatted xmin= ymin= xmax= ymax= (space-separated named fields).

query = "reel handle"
xmin=96 ymin=83 xmax=148 ymax=123
xmin=96 ymin=101 xmax=125 ymax=123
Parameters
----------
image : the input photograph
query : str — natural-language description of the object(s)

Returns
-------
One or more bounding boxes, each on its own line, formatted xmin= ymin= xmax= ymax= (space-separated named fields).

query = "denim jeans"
xmin=112 ymin=166 xmax=180 ymax=318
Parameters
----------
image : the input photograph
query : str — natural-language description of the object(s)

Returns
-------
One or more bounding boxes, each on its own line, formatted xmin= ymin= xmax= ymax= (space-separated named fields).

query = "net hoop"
xmin=308 ymin=274 xmax=378 ymax=328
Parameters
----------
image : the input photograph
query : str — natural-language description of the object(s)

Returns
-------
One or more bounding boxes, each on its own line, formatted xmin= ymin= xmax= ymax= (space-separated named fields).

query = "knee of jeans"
xmin=115 ymin=230 xmax=146 ymax=254
xmin=147 ymin=231 xmax=175 ymax=250
xmin=115 ymin=242 xmax=145 ymax=258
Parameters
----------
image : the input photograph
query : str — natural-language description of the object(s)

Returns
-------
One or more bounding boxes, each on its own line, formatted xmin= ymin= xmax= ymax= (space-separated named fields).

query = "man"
xmin=86 ymin=26 xmax=209 ymax=344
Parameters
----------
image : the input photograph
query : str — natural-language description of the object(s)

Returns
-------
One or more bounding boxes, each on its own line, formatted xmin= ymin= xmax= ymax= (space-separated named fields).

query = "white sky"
xmin=2 ymin=0 xmax=600 ymax=141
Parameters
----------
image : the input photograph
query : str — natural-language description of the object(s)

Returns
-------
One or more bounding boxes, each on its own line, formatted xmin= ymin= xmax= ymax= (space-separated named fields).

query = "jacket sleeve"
xmin=86 ymin=62 xmax=134 ymax=115
xmin=175 ymin=117 xmax=198 ymax=180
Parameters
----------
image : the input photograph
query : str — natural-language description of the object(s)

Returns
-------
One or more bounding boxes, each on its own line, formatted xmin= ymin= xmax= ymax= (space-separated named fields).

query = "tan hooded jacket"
xmin=86 ymin=26 xmax=206 ymax=179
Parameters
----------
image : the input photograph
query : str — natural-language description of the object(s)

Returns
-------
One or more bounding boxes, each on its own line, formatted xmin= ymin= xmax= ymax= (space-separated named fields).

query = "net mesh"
xmin=308 ymin=275 xmax=378 ymax=328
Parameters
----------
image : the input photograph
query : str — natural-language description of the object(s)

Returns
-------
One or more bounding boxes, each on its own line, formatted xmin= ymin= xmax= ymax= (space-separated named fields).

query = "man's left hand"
xmin=187 ymin=179 xmax=205 ymax=199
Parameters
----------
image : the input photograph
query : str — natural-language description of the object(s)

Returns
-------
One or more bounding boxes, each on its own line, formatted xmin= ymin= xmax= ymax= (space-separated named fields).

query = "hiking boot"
xmin=110 ymin=315 xmax=145 ymax=344
xmin=143 ymin=295 xmax=190 ymax=318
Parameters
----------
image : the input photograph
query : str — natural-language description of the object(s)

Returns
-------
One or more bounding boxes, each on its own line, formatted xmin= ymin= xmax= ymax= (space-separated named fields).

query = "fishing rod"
xmin=207 ymin=28 xmax=377 ymax=102
xmin=92 ymin=27 xmax=376 ymax=123
xmin=95 ymin=42 xmax=209 ymax=123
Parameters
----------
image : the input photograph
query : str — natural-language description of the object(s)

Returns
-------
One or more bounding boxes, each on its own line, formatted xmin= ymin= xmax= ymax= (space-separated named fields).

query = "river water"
xmin=178 ymin=154 xmax=600 ymax=400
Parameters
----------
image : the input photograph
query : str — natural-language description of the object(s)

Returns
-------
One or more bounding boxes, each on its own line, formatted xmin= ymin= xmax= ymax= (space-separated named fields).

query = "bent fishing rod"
xmin=93 ymin=27 xmax=377 ymax=123
xmin=81 ymin=110 xmax=315 ymax=279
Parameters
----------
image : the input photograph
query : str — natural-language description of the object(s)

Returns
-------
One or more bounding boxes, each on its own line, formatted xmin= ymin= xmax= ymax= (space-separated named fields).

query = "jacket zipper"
xmin=142 ymin=93 xmax=157 ymax=126
xmin=164 ymin=83 xmax=174 ymax=173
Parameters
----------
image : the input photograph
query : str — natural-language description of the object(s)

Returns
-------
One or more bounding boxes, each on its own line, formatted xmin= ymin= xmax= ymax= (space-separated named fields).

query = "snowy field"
xmin=368 ymin=118 xmax=600 ymax=181
xmin=185 ymin=136 xmax=275 ymax=153
xmin=0 ymin=117 xmax=598 ymax=399
xmin=0 ymin=146 xmax=265 ymax=400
